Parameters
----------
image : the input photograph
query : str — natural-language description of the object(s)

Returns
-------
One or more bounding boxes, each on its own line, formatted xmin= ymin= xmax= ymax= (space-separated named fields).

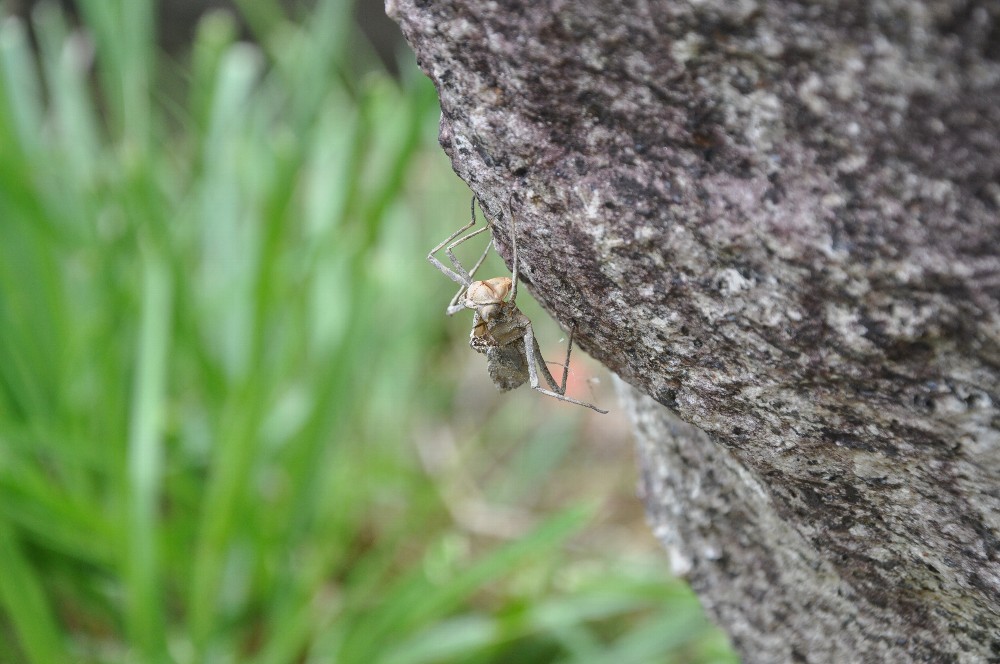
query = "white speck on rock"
xmin=716 ymin=268 xmax=753 ymax=295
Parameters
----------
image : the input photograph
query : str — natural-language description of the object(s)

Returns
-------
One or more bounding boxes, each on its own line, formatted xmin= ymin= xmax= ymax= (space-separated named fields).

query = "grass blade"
xmin=124 ymin=252 xmax=173 ymax=661
xmin=344 ymin=507 xmax=591 ymax=663
xmin=0 ymin=519 xmax=66 ymax=663
xmin=0 ymin=16 xmax=43 ymax=156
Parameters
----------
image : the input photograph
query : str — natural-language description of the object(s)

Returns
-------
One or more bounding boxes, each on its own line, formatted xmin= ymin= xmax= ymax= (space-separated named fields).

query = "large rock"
xmin=389 ymin=1 xmax=1000 ymax=661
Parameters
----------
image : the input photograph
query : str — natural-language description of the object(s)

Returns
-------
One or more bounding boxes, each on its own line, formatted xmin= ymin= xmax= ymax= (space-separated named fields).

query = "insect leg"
xmin=523 ymin=324 xmax=608 ymax=413
xmin=428 ymin=196 xmax=488 ymax=288
xmin=446 ymin=234 xmax=493 ymax=313
xmin=557 ymin=326 xmax=575 ymax=394
xmin=508 ymin=195 xmax=519 ymax=304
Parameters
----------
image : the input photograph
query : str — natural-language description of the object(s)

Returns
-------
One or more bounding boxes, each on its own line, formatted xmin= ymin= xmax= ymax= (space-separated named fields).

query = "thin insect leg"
xmin=444 ymin=196 xmax=491 ymax=285
xmin=445 ymin=299 xmax=467 ymax=316
xmin=532 ymin=326 xmax=575 ymax=395
xmin=466 ymin=233 xmax=493 ymax=280
xmin=524 ymin=324 xmax=609 ymax=413
xmin=557 ymin=326 xmax=575 ymax=394
xmin=427 ymin=197 xmax=488 ymax=286
xmin=428 ymin=226 xmax=476 ymax=286
xmin=444 ymin=226 xmax=489 ymax=280
xmin=532 ymin=335 xmax=563 ymax=393
xmin=443 ymin=220 xmax=492 ymax=314
xmin=508 ymin=195 xmax=519 ymax=304
xmin=446 ymin=234 xmax=493 ymax=312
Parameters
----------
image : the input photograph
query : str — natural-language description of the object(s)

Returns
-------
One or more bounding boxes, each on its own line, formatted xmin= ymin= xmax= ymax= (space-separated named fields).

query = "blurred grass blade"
xmin=350 ymin=507 xmax=591 ymax=663
xmin=357 ymin=77 xmax=437 ymax=239
xmin=189 ymin=10 xmax=238 ymax=133
xmin=230 ymin=0 xmax=287 ymax=44
xmin=119 ymin=0 xmax=154 ymax=146
xmin=187 ymin=43 xmax=268 ymax=652
xmin=0 ymin=519 xmax=66 ymax=663
xmin=125 ymin=252 xmax=172 ymax=660
xmin=599 ymin=609 xmax=707 ymax=664
xmin=0 ymin=16 xmax=43 ymax=156
xmin=75 ymin=0 xmax=154 ymax=144
xmin=380 ymin=581 xmax=671 ymax=664
xmin=381 ymin=614 xmax=498 ymax=664
xmin=31 ymin=2 xmax=102 ymax=195
xmin=195 ymin=41 xmax=262 ymax=379
xmin=0 ymin=456 xmax=114 ymax=566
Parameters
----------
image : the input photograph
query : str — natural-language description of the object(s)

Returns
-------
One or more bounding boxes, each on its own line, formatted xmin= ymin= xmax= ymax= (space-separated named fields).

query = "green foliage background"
xmin=0 ymin=0 xmax=737 ymax=661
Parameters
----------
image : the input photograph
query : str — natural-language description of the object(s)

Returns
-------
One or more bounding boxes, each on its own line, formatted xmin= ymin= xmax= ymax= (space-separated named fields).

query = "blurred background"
xmin=0 ymin=0 xmax=736 ymax=661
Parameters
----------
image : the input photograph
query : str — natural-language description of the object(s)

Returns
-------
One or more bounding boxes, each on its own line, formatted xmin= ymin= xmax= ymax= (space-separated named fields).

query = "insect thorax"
xmin=469 ymin=303 xmax=528 ymax=350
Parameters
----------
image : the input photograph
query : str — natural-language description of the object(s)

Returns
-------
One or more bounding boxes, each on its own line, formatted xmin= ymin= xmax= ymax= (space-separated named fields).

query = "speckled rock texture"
xmin=387 ymin=1 xmax=1000 ymax=661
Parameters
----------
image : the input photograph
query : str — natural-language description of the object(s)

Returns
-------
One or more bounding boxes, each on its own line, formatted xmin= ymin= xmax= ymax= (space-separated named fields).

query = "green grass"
xmin=0 ymin=1 xmax=737 ymax=662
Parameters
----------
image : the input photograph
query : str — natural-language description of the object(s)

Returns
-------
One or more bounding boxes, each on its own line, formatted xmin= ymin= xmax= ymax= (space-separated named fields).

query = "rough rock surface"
xmin=388 ymin=1 xmax=1000 ymax=661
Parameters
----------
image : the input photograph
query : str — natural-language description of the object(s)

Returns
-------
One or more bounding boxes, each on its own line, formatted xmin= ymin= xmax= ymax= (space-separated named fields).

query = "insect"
xmin=427 ymin=196 xmax=608 ymax=414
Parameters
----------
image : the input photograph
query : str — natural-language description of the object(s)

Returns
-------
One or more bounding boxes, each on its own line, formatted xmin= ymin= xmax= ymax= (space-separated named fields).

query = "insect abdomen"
xmin=486 ymin=345 xmax=528 ymax=392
